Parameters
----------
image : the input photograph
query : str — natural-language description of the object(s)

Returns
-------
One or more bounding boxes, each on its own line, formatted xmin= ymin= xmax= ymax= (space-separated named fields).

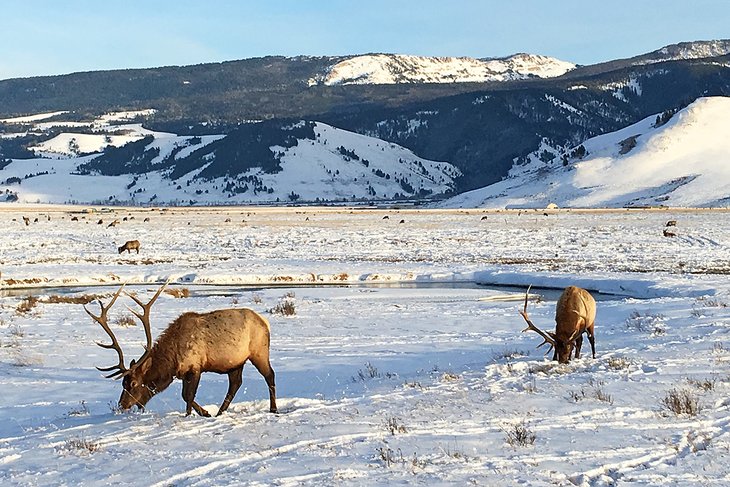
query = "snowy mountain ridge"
xmin=441 ymin=96 xmax=730 ymax=208
xmin=311 ymin=53 xmax=576 ymax=86
xmin=636 ymin=39 xmax=730 ymax=66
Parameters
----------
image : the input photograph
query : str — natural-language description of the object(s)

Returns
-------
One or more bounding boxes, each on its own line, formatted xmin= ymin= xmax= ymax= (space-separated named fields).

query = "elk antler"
xmin=124 ymin=279 xmax=170 ymax=367
xmin=85 ymin=283 xmax=128 ymax=379
xmin=519 ymin=285 xmax=556 ymax=355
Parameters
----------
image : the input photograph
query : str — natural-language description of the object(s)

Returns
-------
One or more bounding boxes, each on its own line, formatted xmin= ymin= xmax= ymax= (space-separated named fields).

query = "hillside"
xmin=0 ymin=111 xmax=459 ymax=205
xmin=441 ymin=97 xmax=730 ymax=208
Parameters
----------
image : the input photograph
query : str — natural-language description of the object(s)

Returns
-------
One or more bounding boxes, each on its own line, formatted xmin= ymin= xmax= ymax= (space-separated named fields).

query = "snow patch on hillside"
xmin=441 ymin=97 xmax=730 ymax=208
xmin=313 ymin=53 xmax=575 ymax=86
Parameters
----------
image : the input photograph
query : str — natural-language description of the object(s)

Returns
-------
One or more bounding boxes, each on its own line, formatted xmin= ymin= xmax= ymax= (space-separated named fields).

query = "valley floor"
xmin=1 ymin=206 xmax=729 ymax=486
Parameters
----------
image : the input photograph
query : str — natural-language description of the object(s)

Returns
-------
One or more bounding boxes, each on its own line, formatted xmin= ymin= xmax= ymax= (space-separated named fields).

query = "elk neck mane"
xmin=140 ymin=312 xmax=200 ymax=389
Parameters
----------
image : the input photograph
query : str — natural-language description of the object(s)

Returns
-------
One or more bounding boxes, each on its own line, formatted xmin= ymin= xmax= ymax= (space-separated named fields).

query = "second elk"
xmin=86 ymin=281 xmax=277 ymax=417
xmin=519 ymin=285 xmax=596 ymax=364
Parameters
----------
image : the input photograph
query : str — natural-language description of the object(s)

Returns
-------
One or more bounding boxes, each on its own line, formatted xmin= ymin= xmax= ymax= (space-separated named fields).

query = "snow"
xmin=0 ymin=111 xmax=69 ymax=123
xmin=443 ymin=97 xmax=730 ymax=209
xmin=1 ymin=206 xmax=729 ymax=485
xmin=314 ymin=53 xmax=575 ymax=86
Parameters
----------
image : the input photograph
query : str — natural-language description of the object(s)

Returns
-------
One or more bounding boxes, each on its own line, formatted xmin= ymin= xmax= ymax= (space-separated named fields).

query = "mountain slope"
xmin=441 ymin=97 xmax=730 ymax=208
xmin=0 ymin=112 xmax=459 ymax=205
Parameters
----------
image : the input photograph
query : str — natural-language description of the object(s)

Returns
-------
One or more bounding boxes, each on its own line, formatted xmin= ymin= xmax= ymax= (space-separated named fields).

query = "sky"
xmin=1 ymin=0 xmax=729 ymax=80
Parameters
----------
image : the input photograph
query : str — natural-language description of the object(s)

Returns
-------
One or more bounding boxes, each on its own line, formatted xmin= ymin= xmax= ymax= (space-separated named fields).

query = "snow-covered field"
xmin=1 ymin=206 xmax=730 ymax=486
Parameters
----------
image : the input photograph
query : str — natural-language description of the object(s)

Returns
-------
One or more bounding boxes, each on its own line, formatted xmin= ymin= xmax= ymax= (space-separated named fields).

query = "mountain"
xmin=309 ymin=53 xmax=575 ymax=86
xmin=441 ymin=97 xmax=730 ymax=208
xmin=1 ymin=40 xmax=730 ymax=206
xmin=0 ymin=111 xmax=459 ymax=205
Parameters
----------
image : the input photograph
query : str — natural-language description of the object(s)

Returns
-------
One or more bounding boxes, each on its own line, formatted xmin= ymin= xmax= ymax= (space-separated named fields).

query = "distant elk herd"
xmin=22 ymin=209 xmax=683 ymax=417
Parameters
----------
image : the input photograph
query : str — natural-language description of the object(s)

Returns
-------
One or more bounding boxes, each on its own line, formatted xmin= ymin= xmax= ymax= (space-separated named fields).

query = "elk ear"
xmin=129 ymin=359 xmax=136 ymax=368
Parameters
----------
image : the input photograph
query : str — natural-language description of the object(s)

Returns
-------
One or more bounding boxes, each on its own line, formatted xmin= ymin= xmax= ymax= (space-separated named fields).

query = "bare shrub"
xmin=662 ymin=388 xmax=701 ymax=416
xmin=607 ymin=356 xmax=632 ymax=370
xmin=164 ymin=287 xmax=190 ymax=298
xmin=528 ymin=362 xmax=570 ymax=375
xmin=568 ymin=378 xmax=613 ymax=404
xmin=440 ymin=372 xmax=460 ymax=382
xmin=492 ymin=348 xmax=529 ymax=362
xmin=60 ymin=437 xmax=101 ymax=455
xmin=376 ymin=445 xmax=397 ymax=467
xmin=114 ymin=314 xmax=137 ymax=327
xmin=353 ymin=362 xmax=381 ymax=381
xmin=503 ymin=420 xmax=536 ymax=447
xmin=269 ymin=299 xmax=296 ymax=316
xmin=385 ymin=416 xmax=407 ymax=435
xmin=16 ymin=295 xmax=39 ymax=315
xmin=625 ymin=310 xmax=666 ymax=335
xmin=67 ymin=401 xmax=90 ymax=417
xmin=284 ymin=291 xmax=296 ymax=299
xmin=251 ymin=293 xmax=263 ymax=304
xmin=687 ymin=377 xmax=716 ymax=391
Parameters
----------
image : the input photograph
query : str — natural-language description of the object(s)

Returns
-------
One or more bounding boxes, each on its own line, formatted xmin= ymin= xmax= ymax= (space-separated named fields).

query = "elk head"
xmin=85 ymin=281 xmax=168 ymax=411
xmin=519 ymin=285 xmax=597 ymax=364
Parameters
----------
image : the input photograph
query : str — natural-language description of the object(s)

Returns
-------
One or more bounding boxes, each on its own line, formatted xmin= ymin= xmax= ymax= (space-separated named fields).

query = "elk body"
xmin=118 ymin=240 xmax=140 ymax=254
xmin=86 ymin=282 xmax=277 ymax=417
xmin=520 ymin=285 xmax=596 ymax=364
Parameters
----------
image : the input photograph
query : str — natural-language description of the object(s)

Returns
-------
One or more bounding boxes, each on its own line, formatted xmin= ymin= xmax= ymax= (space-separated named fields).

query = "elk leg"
xmin=587 ymin=328 xmax=596 ymax=358
xmin=216 ymin=366 xmax=244 ymax=416
xmin=251 ymin=357 xmax=278 ymax=413
xmin=574 ymin=335 xmax=583 ymax=359
xmin=182 ymin=370 xmax=210 ymax=417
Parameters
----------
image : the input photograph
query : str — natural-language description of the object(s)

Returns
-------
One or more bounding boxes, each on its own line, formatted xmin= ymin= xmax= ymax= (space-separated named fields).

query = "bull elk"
xmin=118 ymin=240 xmax=140 ymax=254
xmin=519 ymin=285 xmax=596 ymax=364
xmin=85 ymin=282 xmax=277 ymax=416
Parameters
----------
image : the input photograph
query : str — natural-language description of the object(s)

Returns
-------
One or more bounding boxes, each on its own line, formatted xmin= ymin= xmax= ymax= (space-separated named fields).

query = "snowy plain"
xmin=1 ymin=205 xmax=730 ymax=486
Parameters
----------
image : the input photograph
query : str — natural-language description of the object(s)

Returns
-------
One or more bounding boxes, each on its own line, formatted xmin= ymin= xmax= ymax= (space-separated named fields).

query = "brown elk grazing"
xmin=118 ymin=240 xmax=141 ymax=254
xmin=85 ymin=282 xmax=277 ymax=416
xmin=519 ymin=285 xmax=597 ymax=364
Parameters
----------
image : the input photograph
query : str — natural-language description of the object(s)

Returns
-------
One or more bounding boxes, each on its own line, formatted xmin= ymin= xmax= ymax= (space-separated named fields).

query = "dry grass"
xmin=385 ymin=416 xmax=408 ymax=435
xmin=607 ymin=356 xmax=633 ymax=370
xmin=503 ymin=420 xmax=536 ymax=447
xmin=60 ymin=437 xmax=102 ymax=455
xmin=114 ymin=314 xmax=137 ymax=327
xmin=569 ymin=378 xmax=614 ymax=404
xmin=269 ymin=299 xmax=296 ymax=316
xmin=662 ymin=388 xmax=702 ymax=416
xmin=164 ymin=287 xmax=190 ymax=298
xmin=16 ymin=295 xmax=39 ymax=314
xmin=42 ymin=294 xmax=105 ymax=305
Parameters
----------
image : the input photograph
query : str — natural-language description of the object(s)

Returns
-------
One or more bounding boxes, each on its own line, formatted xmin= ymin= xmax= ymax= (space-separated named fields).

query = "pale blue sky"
xmin=1 ymin=0 xmax=728 ymax=80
